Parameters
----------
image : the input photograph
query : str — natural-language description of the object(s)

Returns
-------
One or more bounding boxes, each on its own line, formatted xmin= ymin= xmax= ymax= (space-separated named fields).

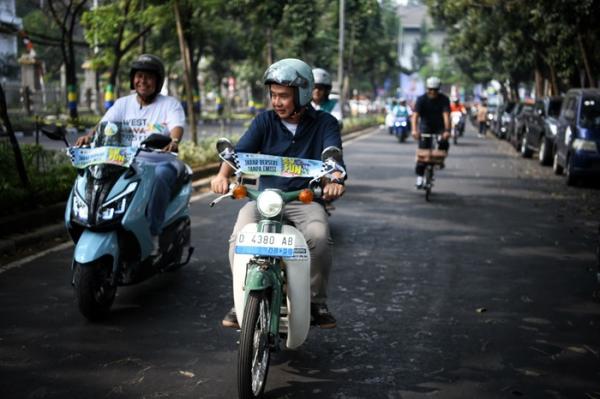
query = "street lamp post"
xmin=337 ymin=0 xmax=345 ymax=119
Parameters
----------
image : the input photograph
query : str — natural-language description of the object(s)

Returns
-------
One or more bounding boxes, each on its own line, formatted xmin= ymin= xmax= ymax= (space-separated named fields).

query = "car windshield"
xmin=580 ymin=97 xmax=600 ymax=128
xmin=547 ymin=99 xmax=562 ymax=117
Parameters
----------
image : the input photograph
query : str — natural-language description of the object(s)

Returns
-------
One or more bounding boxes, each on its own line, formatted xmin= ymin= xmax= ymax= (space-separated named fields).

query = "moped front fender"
xmin=232 ymin=223 xmax=310 ymax=349
xmin=73 ymin=230 xmax=119 ymax=271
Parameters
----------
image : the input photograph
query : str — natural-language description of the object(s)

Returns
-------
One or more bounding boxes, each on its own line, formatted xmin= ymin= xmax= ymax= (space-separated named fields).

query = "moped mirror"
xmin=40 ymin=124 xmax=66 ymax=141
xmin=321 ymin=146 xmax=342 ymax=163
xmin=216 ymin=137 xmax=234 ymax=154
xmin=40 ymin=124 xmax=69 ymax=147
xmin=141 ymin=133 xmax=171 ymax=149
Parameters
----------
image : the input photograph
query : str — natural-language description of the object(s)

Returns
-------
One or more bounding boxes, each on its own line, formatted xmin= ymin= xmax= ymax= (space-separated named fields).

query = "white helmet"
xmin=426 ymin=76 xmax=441 ymax=90
xmin=312 ymin=68 xmax=332 ymax=87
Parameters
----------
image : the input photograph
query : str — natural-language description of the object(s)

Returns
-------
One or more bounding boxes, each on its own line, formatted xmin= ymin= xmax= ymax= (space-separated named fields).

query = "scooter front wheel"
xmin=238 ymin=291 xmax=272 ymax=399
xmin=73 ymin=260 xmax=116 ymax=321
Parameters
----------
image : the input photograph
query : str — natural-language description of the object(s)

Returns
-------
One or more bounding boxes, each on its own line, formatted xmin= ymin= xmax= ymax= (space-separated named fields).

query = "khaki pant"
xmin=229 ymin=201 xmax=333 ymax=304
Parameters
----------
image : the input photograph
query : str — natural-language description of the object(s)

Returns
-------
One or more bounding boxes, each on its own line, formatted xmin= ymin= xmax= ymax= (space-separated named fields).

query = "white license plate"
xmin=235 ymin=232 xmax=296 ymax=257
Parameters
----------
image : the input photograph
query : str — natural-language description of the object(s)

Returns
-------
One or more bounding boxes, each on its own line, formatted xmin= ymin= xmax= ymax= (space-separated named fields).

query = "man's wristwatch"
xmin=330 ymin=177 xmax=345 ymax=185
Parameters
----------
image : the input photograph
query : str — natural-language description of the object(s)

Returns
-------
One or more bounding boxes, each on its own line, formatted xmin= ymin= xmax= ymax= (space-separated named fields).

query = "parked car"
xmin=520 ymin=96 xmax=563 ymax=163
xmin=508 ymin=102 xmax=534 ymax=150
xmin=553 ymin=88 xmax=600 ymax=185
xmin=492 ymin=101 xmax=516 ymax=139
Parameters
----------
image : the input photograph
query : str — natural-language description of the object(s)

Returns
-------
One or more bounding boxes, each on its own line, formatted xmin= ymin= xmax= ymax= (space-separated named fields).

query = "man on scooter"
xmin=411 ymin=76 xmax=451 ymax=188
xmin=311 ymin=67 xmax=343 ymax=126
xmin=75 ymin=54 xmax=186 ymax=255
xmin=211 ymin=58 xmax=346 ymax=329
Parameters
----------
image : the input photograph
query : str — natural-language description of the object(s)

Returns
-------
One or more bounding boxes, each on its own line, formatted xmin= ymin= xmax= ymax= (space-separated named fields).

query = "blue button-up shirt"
xmin=236 ymin=105 xmax=344 ymax=191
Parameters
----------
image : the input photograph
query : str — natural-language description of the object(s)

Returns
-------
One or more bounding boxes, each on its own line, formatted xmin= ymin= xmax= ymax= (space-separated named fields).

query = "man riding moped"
xmin=211 ymin=58 xmax=346 ymax=330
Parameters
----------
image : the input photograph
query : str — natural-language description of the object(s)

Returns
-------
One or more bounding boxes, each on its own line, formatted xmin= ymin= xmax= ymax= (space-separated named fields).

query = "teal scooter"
xmin=210 ymin=138 xmax=345 ymax=399
xmin=42 ymin=122 xmax=194 ymax=320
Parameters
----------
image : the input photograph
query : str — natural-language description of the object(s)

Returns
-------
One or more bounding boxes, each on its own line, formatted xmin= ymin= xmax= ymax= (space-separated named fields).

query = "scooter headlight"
xmin=72 ymin=190 xmax=89 ymax=222
xmin=98 ymin=181 xmax=138 ymax=221
xmin=256 ymin=190 xmax=284 ymax=218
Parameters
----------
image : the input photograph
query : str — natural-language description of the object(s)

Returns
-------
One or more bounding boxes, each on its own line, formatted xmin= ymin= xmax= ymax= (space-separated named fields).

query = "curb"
xmin=0 ymin=124 xmax=377 ymax=262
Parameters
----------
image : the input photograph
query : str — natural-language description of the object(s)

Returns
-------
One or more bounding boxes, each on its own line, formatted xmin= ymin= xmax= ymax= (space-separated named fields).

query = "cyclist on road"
xmin=411 ymin=76 xmax=451 ymax=188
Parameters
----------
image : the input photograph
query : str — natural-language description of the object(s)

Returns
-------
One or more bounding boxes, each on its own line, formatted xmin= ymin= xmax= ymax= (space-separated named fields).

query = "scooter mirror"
xmin=321 ymin=146 xmax=342 ymax=162
xmin=40 ymin=124 xmax=67 ymax=141
xmin=216 ymin=137 xmax=234 ymax=154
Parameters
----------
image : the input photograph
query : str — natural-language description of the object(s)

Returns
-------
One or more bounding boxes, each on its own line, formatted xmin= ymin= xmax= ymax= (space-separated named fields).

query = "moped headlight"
xmin=572 ymin=139 xmax=598 ymax=152
xmin=72 ymin=190 xmax=89 ymax=222
xmin=548 ymin=124 xmax=557 ymax=136
xmin=256 ymin=190 xmax=283 ymax=218
xmin=98 ymin=181 xmax=138 ymax=221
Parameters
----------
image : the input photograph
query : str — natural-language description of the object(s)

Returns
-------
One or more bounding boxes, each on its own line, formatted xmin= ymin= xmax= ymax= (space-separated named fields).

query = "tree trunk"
xmin=549 ymin=63 xmax=559 ymax=96
xmin=534 ymin=68 xmax=543 ymax=99
xmin=174 ymin=0 xmax=197 ymax=144
xmin=0 ymin=83 xmax=30 ymax=189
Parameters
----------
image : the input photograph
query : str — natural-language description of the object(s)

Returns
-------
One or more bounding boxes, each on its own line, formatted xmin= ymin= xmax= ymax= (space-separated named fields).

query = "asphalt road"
xmin=1 ymin=125 xmax=599 ymax=398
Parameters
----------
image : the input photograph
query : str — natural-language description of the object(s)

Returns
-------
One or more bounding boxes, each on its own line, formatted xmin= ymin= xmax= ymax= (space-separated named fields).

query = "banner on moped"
xmin=68 ymin=146 xmax=137 ymax=169
xmin=235 ymin=153 xmax=324 ymax=178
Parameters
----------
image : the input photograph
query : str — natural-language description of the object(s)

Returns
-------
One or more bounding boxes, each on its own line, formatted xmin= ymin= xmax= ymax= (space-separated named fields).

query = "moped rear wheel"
xmin=238 ymin=291 xmax=272 ymax=399
xmin=73 ymin=259 xmax=116 ymax=321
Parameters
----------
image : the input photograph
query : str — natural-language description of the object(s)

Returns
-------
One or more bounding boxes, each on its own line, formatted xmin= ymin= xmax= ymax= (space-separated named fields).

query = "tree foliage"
xmin=426 ymin=0 xmax=600 ymax=98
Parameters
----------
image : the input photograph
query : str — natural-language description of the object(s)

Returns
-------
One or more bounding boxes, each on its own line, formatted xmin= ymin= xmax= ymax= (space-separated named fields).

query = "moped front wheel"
xmin=73 ymin=260 xmax=116 ymax=321
xmin=238 ymin=291 xmax=272 ymax=399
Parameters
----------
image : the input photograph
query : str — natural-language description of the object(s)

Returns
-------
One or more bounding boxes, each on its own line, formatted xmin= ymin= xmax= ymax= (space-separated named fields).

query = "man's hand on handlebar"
xmin=211 ymin=174 xmax=230 ymax=195
xmin=75 ymin=134 xmax=93 ymax=147
xmin=323 ymin=172 xmax=345 ymax=200
xmin=162 ymin=140 xmax=179 ymax=153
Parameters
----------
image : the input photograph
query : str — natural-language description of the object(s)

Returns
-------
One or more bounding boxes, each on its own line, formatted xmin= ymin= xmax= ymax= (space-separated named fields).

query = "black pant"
xmin=415 ymin=135 xmax=449 ymax=176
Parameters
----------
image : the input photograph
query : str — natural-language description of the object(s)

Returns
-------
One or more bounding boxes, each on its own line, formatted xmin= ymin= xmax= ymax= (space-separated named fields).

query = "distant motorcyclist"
xmin=393 ymin=97 xmax=412 ymax=119
xmin=411 ymin=76 xmax=451 ymax=188
xmin=212 ymin=58 xmax=346 ymax=329
xmin=450 ymin=97 xmax=467 ymax=137
xmin=311 ymin=67 xmax=343 ymax=126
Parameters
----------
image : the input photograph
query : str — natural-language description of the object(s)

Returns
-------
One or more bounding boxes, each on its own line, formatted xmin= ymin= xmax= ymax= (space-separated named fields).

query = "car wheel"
xmin=553 ymin=152 xmax=563 ymax=175
xmin=521 ymin=136 xmax=533 ymax=158
xmin=539 ymin=138 xmax=552 ymax=166
xmin=565 ymin=155 xmax=577 ymax=186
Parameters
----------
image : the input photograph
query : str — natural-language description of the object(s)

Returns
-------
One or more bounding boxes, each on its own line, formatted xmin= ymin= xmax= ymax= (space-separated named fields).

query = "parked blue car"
xmin=553 ymin=88 xmax=600 ymax=185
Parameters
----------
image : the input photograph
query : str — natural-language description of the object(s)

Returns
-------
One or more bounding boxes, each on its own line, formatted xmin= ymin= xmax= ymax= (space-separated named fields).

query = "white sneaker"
xmin=150 ymin=235 xmax=160 ymax=256
xmin=415 ymin=176 xmax=424 ymax=188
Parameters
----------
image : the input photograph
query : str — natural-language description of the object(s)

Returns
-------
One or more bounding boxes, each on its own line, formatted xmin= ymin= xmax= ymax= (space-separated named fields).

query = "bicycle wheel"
xmin=425 ymin=167 xmax=433 ymax=202
xmin=238 ymin=291 xmax=272 ymax=399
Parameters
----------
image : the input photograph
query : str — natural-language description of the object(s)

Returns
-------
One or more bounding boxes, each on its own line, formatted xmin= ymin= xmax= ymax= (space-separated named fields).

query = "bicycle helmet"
xmin=129 ymin=54 xmax=165 ymax=96
xmin=426 ymin=76 xmax=441 ymax=90
xmin=263 ymin=58 xmax=314 ymax=108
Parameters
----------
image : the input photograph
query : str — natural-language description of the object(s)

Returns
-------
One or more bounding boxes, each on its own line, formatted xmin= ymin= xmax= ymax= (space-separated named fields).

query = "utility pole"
xmin=337 ymin=0 xmax=345 ymax=118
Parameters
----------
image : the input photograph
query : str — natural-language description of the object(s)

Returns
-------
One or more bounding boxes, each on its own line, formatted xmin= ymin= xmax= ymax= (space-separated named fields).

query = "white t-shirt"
xmin=281 ymin=120 xmax=298 ymax=136
xmin=101 ymin=94 xmax=185 ymax=147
